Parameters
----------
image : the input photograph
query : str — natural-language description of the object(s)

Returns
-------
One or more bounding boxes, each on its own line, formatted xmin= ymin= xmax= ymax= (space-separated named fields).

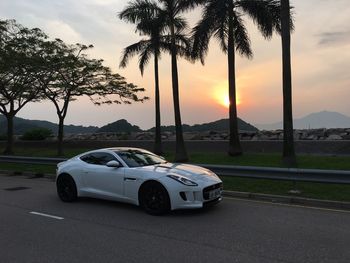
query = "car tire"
xmin=139 ymin=181 xmax=170 ymax=215
xmin=57 ymin=174 xmax=78 ymax=202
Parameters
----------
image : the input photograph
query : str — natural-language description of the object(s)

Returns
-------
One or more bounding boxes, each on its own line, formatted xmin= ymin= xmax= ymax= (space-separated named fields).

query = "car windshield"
xmin=115 ymin=150 xmax=167 ymax=168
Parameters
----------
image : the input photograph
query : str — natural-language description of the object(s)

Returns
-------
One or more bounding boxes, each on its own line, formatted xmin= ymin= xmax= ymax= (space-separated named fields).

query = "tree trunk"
xmin=170 ymin=23 xmax=188 ymax=162
xmin=281 ymin=0 xmax=297 ymax=167
xmin=57 ymin=116 xmax=65 ymax=157
xmin=227 ymin=5 xmax=243 ymax=156
xmin=3 ymin=113 xmax=14 ymax=155
xmin=153 ymin=54 xmax=163 ymax=155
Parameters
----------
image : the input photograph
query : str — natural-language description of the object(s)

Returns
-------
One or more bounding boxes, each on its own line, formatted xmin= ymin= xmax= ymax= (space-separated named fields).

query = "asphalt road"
xmin=0 ymin=175 xmax=349 ymax=263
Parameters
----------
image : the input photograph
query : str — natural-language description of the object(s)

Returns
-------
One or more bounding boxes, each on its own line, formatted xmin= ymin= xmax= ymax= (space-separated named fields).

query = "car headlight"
xmin=167 ymin=174 xmax=198 ymax=186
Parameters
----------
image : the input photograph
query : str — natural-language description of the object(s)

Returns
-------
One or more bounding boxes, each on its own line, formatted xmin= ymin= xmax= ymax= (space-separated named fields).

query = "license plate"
xmin=208 ymin=188 xmax=222 ymax=199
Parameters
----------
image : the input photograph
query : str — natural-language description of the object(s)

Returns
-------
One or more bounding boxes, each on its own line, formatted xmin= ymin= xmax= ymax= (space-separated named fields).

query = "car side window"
xmin=80 ymin=152 xmax=117 ymax=166
xmin=80 ymin=154 xmax=94 ymax=164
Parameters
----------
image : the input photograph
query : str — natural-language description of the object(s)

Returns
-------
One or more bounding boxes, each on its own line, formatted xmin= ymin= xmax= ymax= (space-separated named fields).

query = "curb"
xmin=223 ymin=190 xmax=350 ymax=210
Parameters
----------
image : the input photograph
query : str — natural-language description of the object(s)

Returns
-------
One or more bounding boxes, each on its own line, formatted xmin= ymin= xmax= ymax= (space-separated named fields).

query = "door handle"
xmin=124 ymin=177 xmax=136 ymax=181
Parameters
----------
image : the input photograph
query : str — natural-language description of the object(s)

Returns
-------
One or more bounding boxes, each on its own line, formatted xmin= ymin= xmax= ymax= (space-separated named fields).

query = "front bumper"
xmin=168 ymin=181 xmax=223 ymax=210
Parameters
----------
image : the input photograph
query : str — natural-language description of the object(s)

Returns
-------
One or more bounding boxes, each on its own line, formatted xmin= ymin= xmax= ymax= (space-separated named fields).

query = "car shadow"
xmin=169 ymin=204 xmax=222 ymax=217
xmin=77 ymin=196 xmax=140 ymax=211
xmin=75 ymin=196 xmax=222 ymax=217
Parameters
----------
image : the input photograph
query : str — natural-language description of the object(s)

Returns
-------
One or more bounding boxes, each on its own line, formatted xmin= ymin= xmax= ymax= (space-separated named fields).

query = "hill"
xmin=0 ymin=115 xmax=257 ymax=135
xmin=148 ymin=118 xmax=258 ymax=132
xmin=256 ymin=111 xmax=350 ymax=130
xmin=0 ymin=115 xmax=98 ymax=135
xmin=98 ymin=119 xmax=142 ymax=133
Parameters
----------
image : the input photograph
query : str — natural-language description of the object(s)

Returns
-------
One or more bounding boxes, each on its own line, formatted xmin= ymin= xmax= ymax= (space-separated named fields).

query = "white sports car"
xmin=56 ymin=147 xmax=223 ymax=215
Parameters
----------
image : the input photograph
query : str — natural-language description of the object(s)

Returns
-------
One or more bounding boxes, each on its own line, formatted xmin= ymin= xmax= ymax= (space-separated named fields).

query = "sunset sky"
xmin=1 ymin=0 xmax=349 ymax=129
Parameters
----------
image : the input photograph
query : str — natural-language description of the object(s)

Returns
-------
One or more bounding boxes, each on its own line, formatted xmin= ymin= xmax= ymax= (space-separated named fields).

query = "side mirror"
xmin=106 ymin=160 xmax=121 ymax=168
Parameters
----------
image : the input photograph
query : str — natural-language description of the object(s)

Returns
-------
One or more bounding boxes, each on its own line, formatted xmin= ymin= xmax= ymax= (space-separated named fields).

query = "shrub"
xmin=21 ymin=128 xmax=53 ymax=141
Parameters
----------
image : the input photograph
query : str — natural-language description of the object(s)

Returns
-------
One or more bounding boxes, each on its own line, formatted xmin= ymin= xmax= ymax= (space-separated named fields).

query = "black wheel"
xmin=56 ymin=174 xmax=77 ymax=202
xmin=139 ymin=181 xmax=170 ymax=215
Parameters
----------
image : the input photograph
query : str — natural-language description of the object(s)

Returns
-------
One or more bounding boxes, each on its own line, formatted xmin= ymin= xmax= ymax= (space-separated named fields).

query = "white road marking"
xmin=29 ymin=211 xmax=64 ymax=220
xmin=224 ymin=196 xmax=350 ymax=214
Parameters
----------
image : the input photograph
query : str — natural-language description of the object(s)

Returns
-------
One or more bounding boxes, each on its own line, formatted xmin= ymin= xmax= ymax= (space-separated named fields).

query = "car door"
xmin=81 ymin=152 xmax=125 ymax=199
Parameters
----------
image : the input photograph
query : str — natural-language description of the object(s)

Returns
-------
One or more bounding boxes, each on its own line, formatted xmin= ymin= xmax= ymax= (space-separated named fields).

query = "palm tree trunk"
xmin=57 ymin=116 xmax=65 ymax=157
xmin=227 ymin=5 xmax=242 ymax=156
xmin=170 ymin=22 xmax=188 ymax=162
xmin=281 ymin=0 xmax=296 ymax=167
xmin=153 ymin=54 xmax=162 ymax=155
xmin=3 ymin=113 xmax=14 ymax=155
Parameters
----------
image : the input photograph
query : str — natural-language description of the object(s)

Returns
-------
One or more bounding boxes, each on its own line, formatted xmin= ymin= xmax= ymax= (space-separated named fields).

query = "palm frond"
xmin=213 ymin=24 xmax=228 ymax=53
xmin=138 ymin=45 xmax=152 ymax=75
xmin=175 ymin=0 xmax=206 ymax=14
xmin=212 ymin=1 xmax=230 ymax=53
xmin=175 ymin=33 xmax=192 ymax=60
xmin=159 ymin=33 xmax=192 ymax=60
xmin=233 ymin=14 xmax=252 ymax=59
xmin=119 ymin=40 xmax=150 ymax=68
xmin=173 ymin=16 xmax=189 ymax=33
xmin=119 ymin=0 xmax=161 ymax=24
xmin=135 ymin=10 xmax=168 ymax=36
xmin=267 ymin=1 xmax=295 ymax=34
xmin=190 ymin=1 xmax=219 ymax=64
xmin=237 ymin=0 xmax=294 ymax=38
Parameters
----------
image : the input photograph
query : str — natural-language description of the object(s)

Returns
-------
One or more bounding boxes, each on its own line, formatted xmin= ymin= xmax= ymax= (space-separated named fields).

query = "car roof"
xmin=76 ymin=148 xmax=154 ymax=158
xmin=105 ymin=147 xmax=150 ymax=152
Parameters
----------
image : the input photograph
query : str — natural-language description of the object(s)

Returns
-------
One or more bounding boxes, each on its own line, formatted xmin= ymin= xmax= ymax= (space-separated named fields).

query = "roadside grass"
xmin=166 ymin=152 xmax=350 ymax=170
xmin=5 ymin=148 xmax=90 ymax=158
xmin=1 ymin=147 xmax=350 ymax=202
xmin=221 ymin=177 xmax=350 ymax=202
xmin=1 ymin=147 xmax=350 ymax=170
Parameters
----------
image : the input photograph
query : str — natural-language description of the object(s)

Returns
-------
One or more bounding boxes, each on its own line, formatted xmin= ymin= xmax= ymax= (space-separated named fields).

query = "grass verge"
xmin=222 ymin=176 xmax=350 ymax=202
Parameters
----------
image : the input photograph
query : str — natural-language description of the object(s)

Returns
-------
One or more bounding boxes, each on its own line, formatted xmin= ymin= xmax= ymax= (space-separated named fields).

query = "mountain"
xmin=148 ymin=118 xmax=258 ymax=132
xmin=0 ymin=115 xmax=98 ymax=135
xmin=256 ymin=111 xmax=350 ymax=130
xmin=0 ymin=115 xmax=257 ymax=135
xmin=98 ymin=119 xmax=142 ymax=133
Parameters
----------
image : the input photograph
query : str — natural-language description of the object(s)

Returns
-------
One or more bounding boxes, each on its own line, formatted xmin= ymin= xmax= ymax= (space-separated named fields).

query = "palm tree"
xmin=281 ymin=0 xmax=296 ymax=167
xmin=119 ymin=0 xmax=196 ymax=162
xmin=118 ymin=14 xmax=165 ymax=155
xmin=191 ymin=0 xmax=282 ymax=156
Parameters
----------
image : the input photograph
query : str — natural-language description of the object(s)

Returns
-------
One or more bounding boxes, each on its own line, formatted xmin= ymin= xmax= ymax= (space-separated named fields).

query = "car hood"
xmin=136 ymin=163 xmax=221 ymax=183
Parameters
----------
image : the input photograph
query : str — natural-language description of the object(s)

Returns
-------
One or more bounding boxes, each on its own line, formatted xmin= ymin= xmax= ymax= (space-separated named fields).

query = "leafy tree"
xmin=119 ymin=0 xmax=196 ymax=162
xmin=98 ymin=119 xmax=141 ymax=133
xmin=38 ymin=39 xmax=147 ymax=156
xmin=21 ymin=127 xmax=53 ymax=141
xmin=119 ymin=2 xmax=191 ymax=155
xmin=191 ymin=0 xmax=283 ymax=156
xmin=281 ymin=0 xmax=296 ymax=166
xmin=0 ymin=19 xmax=47 ymax=154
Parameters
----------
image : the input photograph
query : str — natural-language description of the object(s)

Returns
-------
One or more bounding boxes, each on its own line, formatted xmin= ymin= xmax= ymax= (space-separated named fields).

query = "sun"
xmin=212 ymin=81 xmax=242 ymax=109
xmin=215 ymin=92 xmax=241 ymax=109
xmin=222 ymin=95 xmax=230 ymax=108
